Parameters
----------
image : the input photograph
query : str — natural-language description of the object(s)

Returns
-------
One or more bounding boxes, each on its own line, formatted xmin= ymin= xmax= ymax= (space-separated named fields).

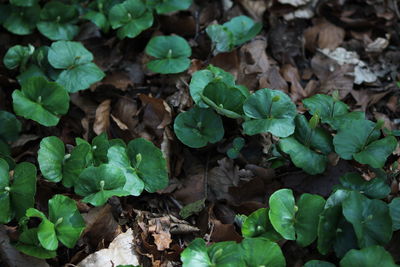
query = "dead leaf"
xmin=148 ymin=217 xmax=173 ymax=251
xmin=93 ymin=99 xmax=111 ymax=135
xmin=237 ymin=0 xmax=268 ymax=21
xmin=259 ymin=65 xmax=289 ymax=92
xmin=281 ymin=64 xmax=306 ymax=102
xmin=304 ymin=19 xmax=345 ymax=51
xmin=278 ymin=0 xmax=311 ymax=6
xmin=77 ymin=229 xmax=139 ymax=267
xmin=139 ymin=94 xmax=172 ymax=135
xmin=210 ymin=51 xmax=240 ymax=79
xmin=101 ymin=71 xmax=133 ymax=91
xmin=0 ymin=225 xmax=49 ymax=267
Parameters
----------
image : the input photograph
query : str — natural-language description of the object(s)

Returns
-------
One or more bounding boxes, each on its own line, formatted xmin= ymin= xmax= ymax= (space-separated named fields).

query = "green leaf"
xmin=304 ymin=260 xmax=335 ymax=267
xmin=147 ymin=0 xmax=192 ymax=14
xmin=62 ymin=142 xmax=92 ymax=188
xmin=10 ymin=0 xmax=38 ymax=7
xmin=279 ymin=137 xmax=327 ymax=175
xmin=109 ymin=0 xmax=153 ymax=39
xmin=145 ymin=35 xmax=192 ymax=74
xmin=317 ymin=189 xmax=351 ymax=255
xmin=335 ymin=172 xmax=390 ymax=199
xmin=84 ymin=10 xmax=109 ymax=32
xmin=17 ymin=64 xmax=48 ymax=86
xmin=26 ymin=208 xmax=58 ymax=251
xmin=48 ymin=194 xmax=85 ymax=248
xmin=328 ymin=111 xmax=365 ymax=130
xmin=38 ymin=136 xmax=65 ymax=183
xmin=295 ymin=194 xmax=326 ymax=247
xmin=388 ymin=197 xmax=400 ymax=231
xmin=179 ymin=198 xmax=206 ymax=219
xmin=303 ymin=94 xmax=349 ymax=124
xmin=0 ymin=140 xmax=14 ymax=169
xmin=227 ymin=137 xmax=245 ymax=159
xmin=340 ymin=246 xmax=398 ymax=267
xmin=243 ymin=88 xmax=296 ymax=137
xmin=75 ymin=164 xmax=128 ymax=206
xmin=201 ymin=82 xmax=248 ymax=118
xmin=15 ymin=228 xmax=57 ymax=259
xmin=0 ymin=159 xmax=12 ymax=223
xmin=223 ymin=16 xmax=262 ymax=46
xmin=37 ymin=1 xmax=79 ymax=41
xmin=127 ymin=138 xmax=169 ymax=193
xmin=342 ymin=191 xmax=392 ymax=248
xmin=107 ymin=145 xmax=145 ymax=196
xmin=269 ymin=189 xmax=296 ymax=240
xmin=0 ymin=110 xmax=21 ymax=142
xmin=3 ymin=44 xmax=34 ymax=71
xmin=12 ymin=77 xmax=70 ymax=127
xmin=174 ymin=107 xmax=224 ymax=148
xmin=3 ymin=5 xmax=40 ymax=35
xmin=10 ymin=162 xmax=37 ymax=220
xmin=241 ymin=208 xmax=281 ymax=241
xmin=48 ymin=41 xmax=105 ymax=92
xmin=206 ymin=24 xmax=235 ymax=54
xmin=189 ymin=65 xmax=235 ymax=107
xmin=208 ymin=241 xmax=243 ymax=266
xmin=240 ymin=238 xmax=286 ymax=267
xmin=333 ymin=217 xmax=358 ymax=258
xmin=333 ymin=119 xmax=396 ymax=168
xmin=181 ymin=238 xmax=212 ymax=267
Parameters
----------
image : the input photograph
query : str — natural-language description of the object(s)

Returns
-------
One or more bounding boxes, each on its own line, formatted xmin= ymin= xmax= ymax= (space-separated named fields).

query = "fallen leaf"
xmin=101 ymin=71 xmax=133 ymax=91
xmin=148 ymin=217 xmax=173 ymax=251
xmin=278 ymin=0 xmax=312 ymax=7
xmin=281 ymin=64 xmax=306 ymax=102
xmin=304 ymin=18 xmax=345 ymax=51
xmin=93 ymin=99 xmax=111 ymax=135
xmin=237 ymin=0 xmax=268 ymax=21
xmin=77 ymin=229 xmax=139 ymax=267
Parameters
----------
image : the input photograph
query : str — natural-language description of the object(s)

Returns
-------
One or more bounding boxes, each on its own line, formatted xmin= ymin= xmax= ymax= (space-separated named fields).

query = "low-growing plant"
xmin=0 ymin=158 xmax=36 ymax=224
xmin=15 ymin=194 xmax=85 ymax=258
xmin=12 ymin=76 xmax=70 ymax=127
xmin=3 ymin=44 xmax=35 ymax=71
xmin=146 ymin=0 xmax=192 ymax=14
xmin=48 ymin=40 xmax=105 ymax=92
xmin=1 ymin=3 xmax=40 ymax=35
xmin=145 ymin=35 xmax=192 ymax=74
xmin=227 ymin=137 xmax=245 ymax=159
xmin=37 ymin=1 xmax=80 ymax=41
xmin=83 ymin=0 xmax=115 ymax=33
xmin=206 ymin=16 xmax=262 ymax=54
xmin=0 ymin=110 xmax=21 ymax=167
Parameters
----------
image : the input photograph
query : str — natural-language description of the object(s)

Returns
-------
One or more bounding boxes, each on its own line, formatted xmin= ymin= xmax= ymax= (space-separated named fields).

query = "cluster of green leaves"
xmin=15 ymin=194 xmax=85 ymax=259
xmin=37 ymin=134 xmax=168 ymax=206
xmin=174 ymin=67 xmax=398 ymax=174
xmin=206 ymin=16 xmax=262 ymax=54
xmin=181 ymin=173 xmax=400 ymax=266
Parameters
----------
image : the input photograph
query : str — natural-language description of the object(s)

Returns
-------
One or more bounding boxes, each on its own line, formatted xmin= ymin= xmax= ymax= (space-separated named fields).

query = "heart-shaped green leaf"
xmin=3 ymin=5 xmax=40 ymax=35
xmin=75 ymin=164 xmax=128 ymax=206
xmin=243 ymin=88 xmax=296 ymax=137
xmin=240 ymin=238 xmax=286 ymax=267
xmin=189 ymin=65 xmax=235 ymax=107
xmin=12 ymin=77 xmax=70 ymax=126
xmin=0 ymin=140 xmax=14 ymax=169
xmin=84 ymin=10 xmax=109 ymax=32
xmin=48 ymin=41 xmax=105 ymax=92
xmin=48 ymin=194 xmax=85 ymax=248
xmin=180 ymin=238 xmax=211 ymax=266
xmin=107 ymin=145 xmax=145 ymax=196
xmin=3 ymin=44 xmax=34 ymax=71
xmin=340 ymin=246 xmax=397 ymax=267
xmin=37 ymin=1 xmax=79 ymax=41
xmin=127 ymin=138 xmax=168 ymax=193
xmin=317 ymin=189 xmax=351 ymax=255
xmin=295 ymin=193 xmax=326 ymax=247
xmin=10 ymin=0 xmax=38 ymax=7
xmin=174 ymin=107 xmax=224 ymax=148
xmin=15 ymin=228 xmax=57 ymax=259
xmin=335 ymin=172 xmax=390 ymax=199
xmin=268 ymin=189 xmax=296 ymax=240
xmin=303 ymin=94 xmax=348 ymax=123
xmin=206 ymin=24 xmax=235 ymax=54
xmin=201 ymin=82 xmax=248 ymax=118
xmin=0 ymin=110 xmax=21 ymax=142
xmin=147 ymin=0 xmax=192 ymax=14
xmin=333 ymin=119 xmax=397 ymax=168
xmin=389 ymin=197 xmax=400 ymax=231
xmin=241 ymin=208 xmax=281 ymax=241
xmin=109 ymin=0 xmax=153 ymax=39
xmin=207 ymin=241 xmax=243 ymax=266
xmin=38 ymin=136 xmax=65 ymax=183
xmin=0 ymin=159 xmax=36 ymax=223
xmin=304 ymin=260 xmax=335 ymax=267
xmin=223 ymin=16 xmax=262 ymax=46
xmin=342 ymin=191 xmax=392 ymax=248
xmin=145 ymin=35 xmax=192 ymax=74
xmin=26 ymin=208 xmax=58 ymax=251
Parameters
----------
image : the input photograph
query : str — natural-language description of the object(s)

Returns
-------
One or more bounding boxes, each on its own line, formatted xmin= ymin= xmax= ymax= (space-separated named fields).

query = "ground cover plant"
xmin=0 ymin=0 xmax=400 ymax=266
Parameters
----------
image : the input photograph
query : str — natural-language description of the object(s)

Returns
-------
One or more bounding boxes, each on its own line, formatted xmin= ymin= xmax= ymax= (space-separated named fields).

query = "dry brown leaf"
xmin=139 ymin=94 xmax=172 ymax=131
xmin=210 ymin=51 xmax=240 ymax=79
xmin=70 ymin=93 xmax=97 ymax=119
xmin=387 ymin=95 xmax=399 ymax=112
xmin=148 ymin=217 xmax=173 ymax=251
xmin=304 ymin=19 xmax=345 ymax=51
xmin=259 ymin=66 xmax=289 ymax=92
xmin=93 ymin=99 xmax=111 ymax=135
xmin=281 ymin=64 xmax=306 ymax=102
xmin=237 ymin=0 xmax=268 ymax=21
xmin=278 ymin=0 xmax=311 ymax=7
xmin=101 ymin=71 xmax=133 ymax=91
xmin=77 ymin=229 xmax=139 ymax=267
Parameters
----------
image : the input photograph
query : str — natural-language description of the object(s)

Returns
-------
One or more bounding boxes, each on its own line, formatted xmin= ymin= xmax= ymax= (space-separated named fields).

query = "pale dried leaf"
xmin=93 ymin=99 xmax=111 ymax=135
xmin=77 ymin=229 xmax=139 ymax=267
xmin=304 ymin=19 xmax=345 ymax=51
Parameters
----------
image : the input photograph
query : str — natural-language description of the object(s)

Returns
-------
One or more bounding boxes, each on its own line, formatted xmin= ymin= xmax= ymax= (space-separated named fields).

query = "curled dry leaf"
xmin=281 ymin=64 xmax=306 ymax=102
xmin=237 ymin=0 xmax=268 ymax=21
xmin=304 ymin=19 xmax=345 ymax=51
xmin=77 ymin=229 xmax=139 ymax=267
xmin=278 ymin=0 xmax=312 ymax=7
xmin=139 ymin=94 xmax=172 ymax=133
xmin=93 ymin=99 xmax=111 ymax=135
